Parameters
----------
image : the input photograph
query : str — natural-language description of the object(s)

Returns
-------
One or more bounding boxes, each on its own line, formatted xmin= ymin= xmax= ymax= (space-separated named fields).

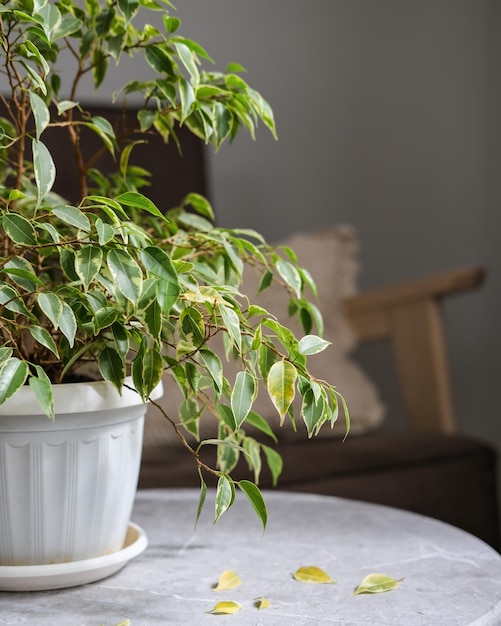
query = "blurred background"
xmin=75 ymin=1 xmax=501 ymax=503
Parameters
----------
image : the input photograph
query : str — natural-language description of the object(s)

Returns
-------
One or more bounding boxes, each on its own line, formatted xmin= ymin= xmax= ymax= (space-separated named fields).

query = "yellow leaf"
xmin=254 ymin=596 xmax=271 ymax=610
xmin=207 ymin=601 xmax=242 ymax=615
xmin=267 ymin=360 xmax=297 ymax=420
xmin=213 ymin=570 xmax=242 ymax=591
xmin=353 ymin=573 xmax=402 ymax=595
xmin=292 ymin=565 xmax=336 ymax=584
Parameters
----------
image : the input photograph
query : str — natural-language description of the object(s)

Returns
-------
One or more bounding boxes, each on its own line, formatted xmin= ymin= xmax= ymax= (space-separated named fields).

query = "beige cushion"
xmin=143 ymin=226 xmax=385 ymax=448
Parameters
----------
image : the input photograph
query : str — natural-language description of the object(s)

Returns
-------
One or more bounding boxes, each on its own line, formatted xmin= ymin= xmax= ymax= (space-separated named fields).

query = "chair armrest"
xmin=343 ymin=266 xmax=485 ymax=433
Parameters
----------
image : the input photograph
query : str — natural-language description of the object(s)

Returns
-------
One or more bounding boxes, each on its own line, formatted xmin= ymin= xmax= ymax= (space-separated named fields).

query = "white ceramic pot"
xmin=0 ymin=379 xmax=162 ymax=566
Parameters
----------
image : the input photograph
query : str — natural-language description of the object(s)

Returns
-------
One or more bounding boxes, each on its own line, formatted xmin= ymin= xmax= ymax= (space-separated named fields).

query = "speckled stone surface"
xmin=1 ymin=489 xmax=501 ymax=625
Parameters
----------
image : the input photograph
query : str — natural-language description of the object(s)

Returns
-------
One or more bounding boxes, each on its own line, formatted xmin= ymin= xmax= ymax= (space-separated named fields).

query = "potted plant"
xmin=0 ymin=0 xmax=347 ymax=579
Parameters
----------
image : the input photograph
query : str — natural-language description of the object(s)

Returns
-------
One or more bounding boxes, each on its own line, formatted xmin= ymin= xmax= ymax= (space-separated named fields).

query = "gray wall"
xmin=76 ymin=2 xmax=501 ymax=490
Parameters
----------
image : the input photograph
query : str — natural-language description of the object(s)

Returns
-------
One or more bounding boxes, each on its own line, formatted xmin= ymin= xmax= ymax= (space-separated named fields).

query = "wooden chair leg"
xmin=390 ymin=299 xmax=456 ymax=433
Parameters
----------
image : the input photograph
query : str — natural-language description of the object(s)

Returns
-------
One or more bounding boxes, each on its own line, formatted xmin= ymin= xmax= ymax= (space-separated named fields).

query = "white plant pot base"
xmin=0 ymin=522 xmax=147 ymax=591
xmin=0 ymin=379 xmax=162 ymax=569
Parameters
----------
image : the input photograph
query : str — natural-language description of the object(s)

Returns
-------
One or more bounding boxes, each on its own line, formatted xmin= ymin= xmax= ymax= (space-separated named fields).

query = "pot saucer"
xmin=0 ymin=522 xmax=147 ymax=592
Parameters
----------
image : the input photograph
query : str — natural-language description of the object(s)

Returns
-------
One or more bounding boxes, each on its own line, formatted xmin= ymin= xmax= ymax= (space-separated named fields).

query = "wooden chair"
xmin=344 ymin=265 xmax=485 ymax=434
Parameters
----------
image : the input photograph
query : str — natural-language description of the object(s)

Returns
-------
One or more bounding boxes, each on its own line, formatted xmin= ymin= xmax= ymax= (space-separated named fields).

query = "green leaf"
xmin=38 ymin=2 xmax=62 ymax=41
xmin=98 ymin=346 xmax=125 ymax=391
xmin=144 ymin=301 xmax=161 ymax=339
xmin=75 ymin=245 xmax=103 ymax=289
xmin=28 ymin=366 xmax=54 ymax=419
xmin=200 ymin=349 xmax=223 ymax=397
xmin=195 ymin=471 xmax=207 ymax=527
xmin=276 ymin=259 xmax=302 ymax=298
xmin=95 ymin=218 xmax=115 ymax=245
xmin=181 ymin=308 xmax=205 ymax=345
xmin=262 ymin=445 xmax=283 ymax=486
xmin=92 ymin=50 xmax=108 ymax=89
xmin=262 ymin=319 xmax=297 ymax=354
xmin=59 ymin=302 xmax=77 ymax=347
xmin=23 ymin=39 xmax=50 ymax=77
xmin=20 ymin=61 xmax=47 ymax=95
xmin=140 ymin=246 xmax=178 ymax=283
xmin=298 ymin=335 xmax=331 ymax=356
xmin=258 ymin=344 xmax=277 ymax=382
xmin=214 ymin=475 xmax=235 ymax=523
xmin=29 ymin=325 xmax=59 ymax=357
xmin=111 ymin=322 xmax=130 ymax=359
xmin=53 ymin=16 xmax=81 ymax=40
xmin=38 ymin=292 xmax=63 ymax=329
xmin=145 ymin=45 xmax=175 ymax=75
xmin=116 ymin=191 xmax=166 ymax=220
xmin=56 ymin=100 xmax=79 ymax=115
xmin=182 ymin=192 xmax=214 ymax=220
xmin=218 ymin=304 xmax=241 ymax=352
xmin=217 ymin=438 xmax=240 ymax=475
xmin=131 ymin=337 xmax=147 ymax=397
xmin=245 ymin=410 xmax=278 ymax=442
xmin=29 ymin=92 xmax=50 ymax=140
xmin=238 ymin=480 xmax=267 ymax=530
xmin=0 ymin=284 xmax=31 ymax=317
xmin=231 ymin=370 xmax=256 ymax=428
xmin=0 ymin=358 xmax=29 ymax=407
xmin=107 ymin=249 xmax=143 ymax=303
xmin=163 ymin=15 xmax=181 ymax=33
xmin=52 ymin=205 xmax=91 ymax=231
xmin=141 ymin=347 xmax=163 ymax=399
xmin=243 ymin=438 xmax=262 ymax=482
xmin=174 ymin=42 xmax=199 ymax=83
xmin=178 ymin=76 xmax=195 ymax=121
xmin=301 ymin=388 xmax=325 ymax=437
xmin=0 ymin=349 xmax=13 ymax=366
xmin=2 ymin=213 xmax=37 ymax=246
xmin=267 ymin=360 xmax=297 ymax=421
xmin=180 ymin=396 xmax=202 ymax=438
xmin=353 ymin=573 xmax=402 ymax=595
xmin=293 ymin=566 xmax=337 ymax=584
xmin=118 ymin=0 xmax=139 ymax=22
xmin=185 ymin=361 xmax=201 ymax=394
xmin=82 ymin=117 xmax=115 ymax=154
xmin=258 ymin=269 xmax=273 ymax=294
xmin=3 ymin=256 xmax=43 ymax=290
xmin=251 ymin=324 xmax=262 ymax=350
xmin=8 ymin=190 xmax=26 ymax=202
xmin=32 ymin=139 xmax=56 ymax=205
xmin=226 ymin=62 xmax=246 ymax=73
xmin=155 ymin=278 xmax=180 ymax=316
xmin=217 ymin=404 xmax=237 ymax=432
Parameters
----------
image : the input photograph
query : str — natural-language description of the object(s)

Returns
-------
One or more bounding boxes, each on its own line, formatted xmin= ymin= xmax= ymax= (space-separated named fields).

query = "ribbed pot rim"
xmin=0 ymin=377 xmax=163 ymax=417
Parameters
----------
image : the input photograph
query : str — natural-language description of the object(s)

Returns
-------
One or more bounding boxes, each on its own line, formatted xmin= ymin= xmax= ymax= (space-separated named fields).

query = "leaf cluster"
xmin=0 ymin=0 xmax=348 ymax=521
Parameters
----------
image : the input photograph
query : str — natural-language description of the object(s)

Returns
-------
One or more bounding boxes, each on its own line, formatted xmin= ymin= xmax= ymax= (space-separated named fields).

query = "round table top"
xmin=2 ymin=488 xmax=501 ymax=625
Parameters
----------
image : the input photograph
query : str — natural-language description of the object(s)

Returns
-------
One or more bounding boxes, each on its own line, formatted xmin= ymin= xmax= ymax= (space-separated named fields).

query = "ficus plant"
xmin=0 ymin=0 xmax=348 ymax=526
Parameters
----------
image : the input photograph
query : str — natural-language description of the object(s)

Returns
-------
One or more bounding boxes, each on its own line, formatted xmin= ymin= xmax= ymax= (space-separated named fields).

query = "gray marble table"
xmin=1 ymin=489 xmax=501 ymax=625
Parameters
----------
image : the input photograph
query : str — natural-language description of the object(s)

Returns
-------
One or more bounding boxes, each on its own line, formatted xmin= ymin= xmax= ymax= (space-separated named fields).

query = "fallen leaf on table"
xmin=207 ymin=601 xmax=242 ymax=615
xmin=292 ymin=565 xmax=336 ymax=584
xmin=254 ymin=596 xmax=271 ymax=610
xmin=353 ymin=573 xmax=402 ymax=595
xmin=213 ymin=569 xmax=242 ymax=591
